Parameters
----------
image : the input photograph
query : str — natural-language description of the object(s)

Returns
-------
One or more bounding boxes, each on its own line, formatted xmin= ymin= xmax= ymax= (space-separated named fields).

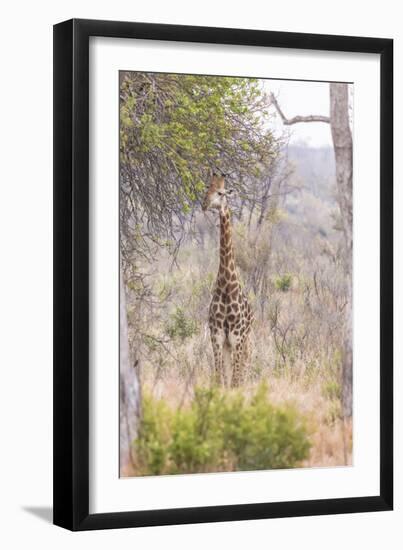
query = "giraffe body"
xmin=202 ymin=174 xmax=254 ymax=387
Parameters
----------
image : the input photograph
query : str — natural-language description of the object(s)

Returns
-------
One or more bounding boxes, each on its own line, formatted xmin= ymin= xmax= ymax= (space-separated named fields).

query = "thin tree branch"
xmin=270 ymin=93 xmax=330 ymax=125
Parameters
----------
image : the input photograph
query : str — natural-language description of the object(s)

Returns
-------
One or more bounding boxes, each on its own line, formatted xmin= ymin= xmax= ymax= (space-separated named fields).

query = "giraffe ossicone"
xmin=202 ymin=174 xmax=254 ymax=387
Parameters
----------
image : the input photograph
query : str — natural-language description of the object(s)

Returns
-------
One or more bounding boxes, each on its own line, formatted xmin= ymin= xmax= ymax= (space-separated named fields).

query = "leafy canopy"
xmin=120 ymin=72 xmax=276 ymax=259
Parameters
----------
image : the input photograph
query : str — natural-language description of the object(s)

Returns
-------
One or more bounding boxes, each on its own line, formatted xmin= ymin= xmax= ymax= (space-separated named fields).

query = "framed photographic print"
xmin=53 ymin=19 xmax=393 ymax=530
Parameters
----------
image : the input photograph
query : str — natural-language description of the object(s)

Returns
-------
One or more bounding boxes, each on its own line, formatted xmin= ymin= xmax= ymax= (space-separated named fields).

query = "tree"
xmin=120 ymin=72 xmax=277 ymax=262
xmin=120 ymin=264 xmax=141 ymax=474
xmin=120 ymin=72 xmax=276 ymax=471
xmin=329 ymin=85 xmax=353 ymax=420
xmin=270 ymin=83 xmax=353 ymax=418
xmin=118 ymin=73 xmax=280 ymax=449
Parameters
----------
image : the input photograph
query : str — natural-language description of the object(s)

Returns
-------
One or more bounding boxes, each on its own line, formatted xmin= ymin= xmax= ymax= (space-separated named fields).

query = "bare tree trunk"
xmin=120 ymin=264 xmax=141 ymax=474
xmin=270 ymin=85 xmax=353 ymax=419
xmin=329 ymin=83 xmax=353 ymax=419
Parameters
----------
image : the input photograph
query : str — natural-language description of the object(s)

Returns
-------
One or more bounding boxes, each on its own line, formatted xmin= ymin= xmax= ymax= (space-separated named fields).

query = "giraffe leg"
xmin=222 ymin=339 xmax=232 ymax=387
xmin=231 ymin=339 xmax=245 ymax=388
xmin=243 ymin=333 xmax=252 ymax=373
xmin=211 ymin=330 xmax=226 ymax=386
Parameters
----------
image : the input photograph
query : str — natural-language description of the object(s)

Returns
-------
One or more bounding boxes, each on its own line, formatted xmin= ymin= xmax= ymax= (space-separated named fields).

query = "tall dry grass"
xmin=126 ymin=195 xmax=352 ymax=469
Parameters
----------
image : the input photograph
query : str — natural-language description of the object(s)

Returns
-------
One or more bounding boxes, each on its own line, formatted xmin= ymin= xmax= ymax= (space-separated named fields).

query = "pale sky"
xmin=263 ymin=79 xmax=334 ymax=148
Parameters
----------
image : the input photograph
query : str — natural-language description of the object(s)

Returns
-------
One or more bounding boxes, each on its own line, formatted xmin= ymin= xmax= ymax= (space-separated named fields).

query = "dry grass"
xmin=126 ymin=199 xmax=352 ymax=471
xmin=139 ymin=366 xmax=352 ymax=469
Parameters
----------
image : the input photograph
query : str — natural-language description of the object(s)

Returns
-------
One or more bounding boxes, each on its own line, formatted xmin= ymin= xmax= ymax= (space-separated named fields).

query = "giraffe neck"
xmin=218 ymin=205 xmax=236 ymax=279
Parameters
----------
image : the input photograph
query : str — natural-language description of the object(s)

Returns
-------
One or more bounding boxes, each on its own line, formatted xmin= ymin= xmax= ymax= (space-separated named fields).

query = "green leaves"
xmin=134 ymin=383 xmax=311 ymax=475
xmin=165 ymin=306 xmax=199 ymax=341
xmin=120 ymin=72 xmax=275 ymax=221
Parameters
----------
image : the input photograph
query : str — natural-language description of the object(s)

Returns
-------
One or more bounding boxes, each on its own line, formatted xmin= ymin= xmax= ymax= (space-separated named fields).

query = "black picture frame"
xmin=53 ymin=18 xmax=393 ymax=531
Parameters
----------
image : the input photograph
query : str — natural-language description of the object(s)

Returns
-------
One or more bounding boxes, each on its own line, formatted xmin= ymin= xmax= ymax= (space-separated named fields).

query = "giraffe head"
xmin=202 ymin=173 xmax=233 ymax=212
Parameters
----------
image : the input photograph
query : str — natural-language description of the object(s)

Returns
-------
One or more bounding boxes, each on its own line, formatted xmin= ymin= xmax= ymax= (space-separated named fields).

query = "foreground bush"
xmin=134 ymin=383 xmax=311 ymax=475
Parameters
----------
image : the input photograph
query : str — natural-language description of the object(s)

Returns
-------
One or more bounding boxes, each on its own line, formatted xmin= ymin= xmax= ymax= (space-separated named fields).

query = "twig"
xmin=270 ymin=93 xmax=330 ymax=125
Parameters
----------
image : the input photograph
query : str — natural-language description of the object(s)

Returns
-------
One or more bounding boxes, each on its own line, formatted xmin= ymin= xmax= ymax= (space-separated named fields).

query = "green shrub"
xmin=323 ymin=378 xmax=342 ymax=425
xmin=165 ymin=307 xmax=199 ymax=341
xmin=323 ymin=380 xmax=341 ymax=402
xmin=274 ymin=273 xmax=292 ymax=292
xmin=134 ymin=383 xmax=311 ymax=475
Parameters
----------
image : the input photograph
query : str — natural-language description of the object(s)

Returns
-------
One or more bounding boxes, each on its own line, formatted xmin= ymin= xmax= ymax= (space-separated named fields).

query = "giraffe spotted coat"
xmin=202 ymin=174 xmax=254 ymax=386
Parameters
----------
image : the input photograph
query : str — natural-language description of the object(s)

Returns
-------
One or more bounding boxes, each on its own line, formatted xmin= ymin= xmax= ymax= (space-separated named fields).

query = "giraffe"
xmin=202 ymin=173 xmax=254 ymax=387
